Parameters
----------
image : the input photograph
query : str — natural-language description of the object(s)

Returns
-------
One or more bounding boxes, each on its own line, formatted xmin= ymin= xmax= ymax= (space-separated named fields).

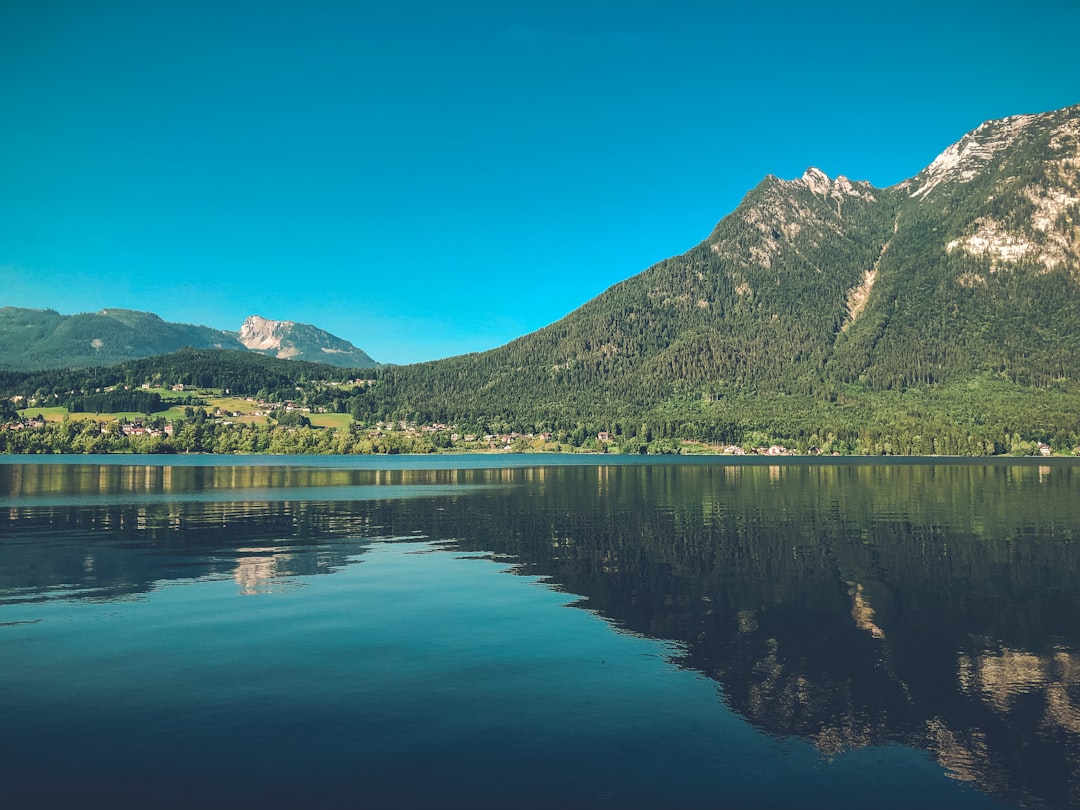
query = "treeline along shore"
xmin=1 ymin=352 xmax=1078 ymax=456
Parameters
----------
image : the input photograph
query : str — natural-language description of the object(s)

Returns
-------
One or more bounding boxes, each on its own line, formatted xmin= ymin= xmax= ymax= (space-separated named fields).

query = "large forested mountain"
xmin=358 ymin=104 xmax=1080 ymax=443
xmin=0 ymin=307 xmax=379 ymax=370
xmin=0 ymin=308 xmax=246 ymax=370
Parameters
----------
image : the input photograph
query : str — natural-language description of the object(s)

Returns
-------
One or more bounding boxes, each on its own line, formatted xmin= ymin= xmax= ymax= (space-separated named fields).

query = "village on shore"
xmin=1 ymin=380 xmax=1069 ymax=458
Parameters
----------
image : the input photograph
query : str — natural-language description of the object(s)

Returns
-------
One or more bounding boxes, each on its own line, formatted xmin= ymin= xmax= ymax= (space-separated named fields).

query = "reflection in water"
xmin=232 ymin=548 xmax=301 ymax=595
xmin=2 ymin=459 xmax=1079 ymax=807
xmin=1 ymin=497 xmax=380 ymax=602
xmin=848 ymin=582 xmax=885 ymax=639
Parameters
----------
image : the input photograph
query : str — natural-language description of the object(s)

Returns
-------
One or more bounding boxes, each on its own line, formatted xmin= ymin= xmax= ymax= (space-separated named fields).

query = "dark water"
xmin=2 ymin=456 xmax=1079 ymax=809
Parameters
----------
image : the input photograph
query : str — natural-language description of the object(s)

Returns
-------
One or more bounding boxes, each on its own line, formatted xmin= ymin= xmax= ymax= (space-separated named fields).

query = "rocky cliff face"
xmin=910 ymin=108 xmax=1080 ymax=275
xmin=237 ymin=314 xmax=292 ymax=355
xmin=831 ymin=103 xmax=1080 ymax=389
xmin=237 ymin=315 xmax=378 ymax=368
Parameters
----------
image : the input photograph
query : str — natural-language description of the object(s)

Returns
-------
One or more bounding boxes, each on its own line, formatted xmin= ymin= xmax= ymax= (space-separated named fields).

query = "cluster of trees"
xmin=65 ymin=390 xmax=163 ymax=414
xmin=3 ymin=338 xmax=1079 ymax=455
xmin=0 ymin=418 xmax=447 ymax=456
xmin=0 ymin=349 xmax=361 ymax=406
xmin=120 ymin=349 xmax=360 ymax=396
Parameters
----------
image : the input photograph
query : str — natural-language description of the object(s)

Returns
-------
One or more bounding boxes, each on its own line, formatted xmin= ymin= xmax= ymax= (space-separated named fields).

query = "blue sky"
xmin=2 ymin=1 xmax=1078 ymax=364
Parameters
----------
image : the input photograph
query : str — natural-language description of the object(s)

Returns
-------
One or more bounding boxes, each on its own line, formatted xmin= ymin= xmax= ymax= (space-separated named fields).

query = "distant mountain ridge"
xmin=0 ymin=307 xmax=378 ymax=370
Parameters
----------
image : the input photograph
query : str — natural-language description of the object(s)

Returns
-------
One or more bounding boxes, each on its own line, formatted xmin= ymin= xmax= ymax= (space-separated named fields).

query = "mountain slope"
xmin=0 ymin=307 xmax=246 ymax=370
xmin=363 ymin=103 xmax=1080 ymax=432
xmin=0 ymin=308 xmax=379 ymax=371
xmin=833 ymin=105 xmax=1080 ymax=388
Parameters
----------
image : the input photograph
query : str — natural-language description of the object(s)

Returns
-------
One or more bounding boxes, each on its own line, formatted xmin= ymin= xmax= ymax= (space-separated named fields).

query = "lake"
xmin=2 ymin=455 xmax=1078 ymax=808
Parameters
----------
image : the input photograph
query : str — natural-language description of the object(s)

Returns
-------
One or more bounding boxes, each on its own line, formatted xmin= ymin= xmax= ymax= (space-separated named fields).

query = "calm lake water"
xmin=2 ymin=455 xmax=1079 ymax=808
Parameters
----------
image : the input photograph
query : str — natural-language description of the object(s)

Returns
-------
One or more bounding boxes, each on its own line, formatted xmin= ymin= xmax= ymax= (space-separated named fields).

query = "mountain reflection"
xmin=360 ymin=461 xmax=1080 ymax=808
xmin=3 ymin=460 xmax=1079 ymax=806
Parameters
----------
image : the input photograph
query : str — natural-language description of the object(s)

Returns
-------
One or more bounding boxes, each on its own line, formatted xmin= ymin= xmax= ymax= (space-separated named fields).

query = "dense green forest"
xmin=0 ymin=349 xmax=363 ymax=402
xmin=2 ymin=349 xmax=1077 ymax=455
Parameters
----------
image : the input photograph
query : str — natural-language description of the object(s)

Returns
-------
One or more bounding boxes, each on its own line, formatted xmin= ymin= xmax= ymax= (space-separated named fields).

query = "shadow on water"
xmin=2 ymin=459 xmax=1079 ymax=806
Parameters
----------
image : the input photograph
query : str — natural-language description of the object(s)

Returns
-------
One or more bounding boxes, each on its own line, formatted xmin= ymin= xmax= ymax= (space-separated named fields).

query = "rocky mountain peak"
xmin=796 ymin=168 xmax=877 ymax=201
xmin=904 ymin=109 xmax=1063 ymax=200
xmin=237 ymin=314 xmax=378 ymax=367
xmin=238 ymin=315 xmax=296 ymax=356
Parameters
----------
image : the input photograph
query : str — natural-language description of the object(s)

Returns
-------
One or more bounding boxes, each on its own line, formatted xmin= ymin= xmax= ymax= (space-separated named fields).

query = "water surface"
xmin=2 ymin=457 xmax=1078 ymax=808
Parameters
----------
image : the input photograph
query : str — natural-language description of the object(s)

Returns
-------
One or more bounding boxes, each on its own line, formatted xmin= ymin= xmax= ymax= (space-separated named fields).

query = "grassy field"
xmin=16 ymin=406 xmax=71 ymax=422
xmin=308 ymin=412 xmax=353 ymax=430
xmin=18 ymin=397 xmax=353 ymax=429
xmin=18 ymin=407 xmax=155 ymax=423
xmin=208 ymin=396 xmax=262 ymax=413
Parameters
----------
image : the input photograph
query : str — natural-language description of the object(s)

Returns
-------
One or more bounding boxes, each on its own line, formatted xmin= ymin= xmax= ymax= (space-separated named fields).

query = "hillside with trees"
xmin=0 ymin=308 xmax=379 ymax=371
